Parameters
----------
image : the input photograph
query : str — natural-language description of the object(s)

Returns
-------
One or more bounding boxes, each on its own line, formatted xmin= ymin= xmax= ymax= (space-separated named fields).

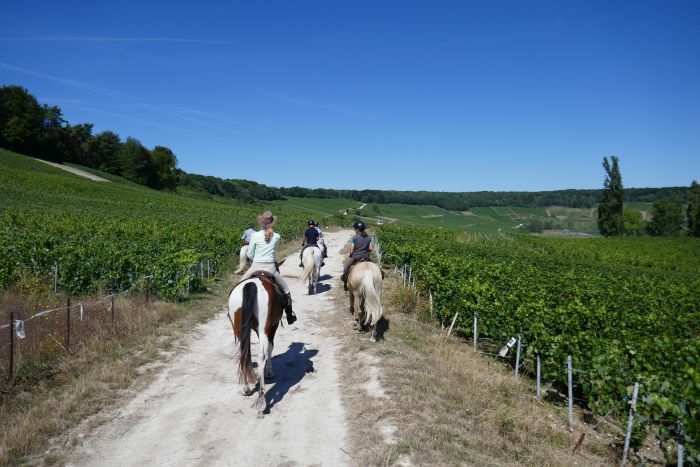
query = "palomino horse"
xmin=300 ymin=246 xmax=323 ymax=295
xmin=346 ymin=261 xmax=383 ymax=342
xmin=234 ymin=245 xmax=249 ymax=274
xmin=227 ymin=271 xmax=284 ymax=413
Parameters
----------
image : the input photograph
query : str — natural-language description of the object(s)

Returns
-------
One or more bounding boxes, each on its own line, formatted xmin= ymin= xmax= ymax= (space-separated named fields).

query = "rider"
xmin=341 ymin=221 xmax=373 ymax=290
xmin=314 ymin=220 xmax=328 ymax=258
xmin=299 ymin=219 xmax=324 ymax=267
xmin=240 ymin=223 xmax=256 ymax=245
xmin=240 ymin=211 xmax=297 ymax=325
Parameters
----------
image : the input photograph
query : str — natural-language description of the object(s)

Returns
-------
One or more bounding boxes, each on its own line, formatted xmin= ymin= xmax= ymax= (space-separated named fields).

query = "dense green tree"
xmin=0 ymin=86 xmax=57 ymax=160
xmin=92 ymin=131 xmax=122 ymax=173
xmin=60 ymin=123 xmax=94 ymax=165
xmin=597 ymin=156 xmax=624 ymax=236
xmin=622 ymin=208 xmax=645 ymax=236
xmin=150 ymin=146 xmax=178 ymax=191
xmin=117 ymin=137 xmax=152 ymax=185
xmin=647 ymin=200 xmax=683 ymax=236
xmin=688 ymin=180 xmax=700 ymax=237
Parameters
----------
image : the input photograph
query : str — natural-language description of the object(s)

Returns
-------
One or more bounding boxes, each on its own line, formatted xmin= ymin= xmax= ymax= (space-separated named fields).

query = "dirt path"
xmin=34 ymin=158 xmax=109 ymax=181
xmin=65 ymin=230 xmax=354 ymax=466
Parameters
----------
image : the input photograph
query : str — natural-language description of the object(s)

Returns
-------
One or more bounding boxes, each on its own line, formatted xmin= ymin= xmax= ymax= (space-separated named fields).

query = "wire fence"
xmin=387 ymin=255 xmax=688 ymax=466
xmin=1 ymin=257 xmax=217 ymax=387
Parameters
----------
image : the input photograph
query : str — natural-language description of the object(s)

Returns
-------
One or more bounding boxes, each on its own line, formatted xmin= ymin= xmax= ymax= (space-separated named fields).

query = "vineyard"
xmin=377 ymin=225 xmax=699 ymax=462
xmin=0 ymin=149 xmax=321 ymax=298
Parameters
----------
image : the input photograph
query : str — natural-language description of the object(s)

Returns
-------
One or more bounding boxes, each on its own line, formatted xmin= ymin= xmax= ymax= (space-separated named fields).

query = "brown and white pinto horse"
xmin=227 ymin=272 xmax=284 ymax=414
xmin=346 ymin=261 xmax=384 ymax=342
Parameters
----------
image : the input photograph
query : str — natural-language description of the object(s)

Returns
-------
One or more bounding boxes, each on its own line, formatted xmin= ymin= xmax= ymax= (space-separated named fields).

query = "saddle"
xmin=247 ymin=271 xmax=288 ymax=307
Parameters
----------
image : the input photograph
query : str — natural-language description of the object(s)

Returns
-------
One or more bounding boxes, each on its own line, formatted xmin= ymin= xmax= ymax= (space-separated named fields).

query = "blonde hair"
xmin=264 ymin=227 xmax=274 ymax=242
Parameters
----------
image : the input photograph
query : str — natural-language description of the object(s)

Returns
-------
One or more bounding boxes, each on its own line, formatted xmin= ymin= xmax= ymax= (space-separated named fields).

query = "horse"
xmin=300 ymin=246 xmax=323 ymax=295
xmin=234 ymin=244 xmax=249 ymax=274
xmin=346 ymin=261 xmax=383 ymax=342
xmin=227 ymin=271 xmax=284 ymax=414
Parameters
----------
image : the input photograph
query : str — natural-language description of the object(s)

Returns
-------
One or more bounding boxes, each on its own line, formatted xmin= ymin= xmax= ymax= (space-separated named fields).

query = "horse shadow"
xmin=315 ymin=282 xmax=332 ymax=294
xmin=263 ymin=342 xmax=318 ymax=413
xmin=318 ymin=274 xmax=333 ymax=281
xmin=358 ymin=316 xmax=390 ymax=341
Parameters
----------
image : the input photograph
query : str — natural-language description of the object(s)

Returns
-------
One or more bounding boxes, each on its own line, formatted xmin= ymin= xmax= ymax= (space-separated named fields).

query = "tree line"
xmin=0 ymin=85 xmax=177 ymax=190
xmin=597 ymin=155 xmax=699 ymax=237
xmin=280 ymin=186 xmax=687 ymax=211
xmin=1 ymin=85 xmax=693 ymax=219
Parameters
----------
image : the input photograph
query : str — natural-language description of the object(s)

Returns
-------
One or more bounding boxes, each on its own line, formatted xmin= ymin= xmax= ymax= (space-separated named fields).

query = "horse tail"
xmin=238 ymin=282 xmax=258 ymax=385
xmin=301 ymin=248 xmax=315 ymax=282
xmin=360 ymin=268 xmax=383 ymax=326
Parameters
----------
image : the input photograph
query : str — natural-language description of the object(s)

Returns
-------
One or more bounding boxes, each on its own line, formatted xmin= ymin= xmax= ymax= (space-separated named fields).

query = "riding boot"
xmin=284 ymin=293 xmax=297 ymax=324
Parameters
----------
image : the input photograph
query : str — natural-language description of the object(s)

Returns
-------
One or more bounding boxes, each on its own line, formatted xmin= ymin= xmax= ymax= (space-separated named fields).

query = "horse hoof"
xmin=242 ymin=388 xmax=255 ymax=396
xmin=370 ymin=336 xmax=377 ymax=343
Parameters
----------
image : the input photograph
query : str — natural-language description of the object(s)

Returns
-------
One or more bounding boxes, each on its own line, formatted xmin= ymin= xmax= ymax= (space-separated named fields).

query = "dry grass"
xmin=0 ymin=239 xmax=304 ymax=466
xmin=328 ymin=272 xmax=619 ymax=466
xmin=0 ymin=290 xmax=225 ymax=466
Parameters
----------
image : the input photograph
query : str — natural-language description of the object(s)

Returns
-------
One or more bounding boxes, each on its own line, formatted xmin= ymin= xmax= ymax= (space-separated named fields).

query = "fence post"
xmin=514 ymin=334 xmax=522 ymax=376
xmin=446 ymin=312 xmax=458 ymax=337
xmin=65 ymin=296 xmax=71 ymax=350
xmin=429 ymin=291 xmax=433 ymax=317
xmin=207 ymin=259 xmax=211 ymax=280
xmin=472 ymin=311 xmax=478 ymax=351
xmin=621 ymin=381 xmax=640 ymax=466
xmin=111 ymin=278 xmax=116 ymax=323
xmin=7 ymin=311 xmax=14 ymax=384
xmin=567 ymin=355 xmax=573 ymax=432
xmin=53 ymin=263 xmax=58 ymax=293
xmin=678 ymin=415 xmax=685 ymax=467
xmin=145 ymin=275 xmax=151 ymax=301
xmin=536 ymin=354 xmax=541 ymax=399
xmin=677 ymin=401 xmax=686 ymax=467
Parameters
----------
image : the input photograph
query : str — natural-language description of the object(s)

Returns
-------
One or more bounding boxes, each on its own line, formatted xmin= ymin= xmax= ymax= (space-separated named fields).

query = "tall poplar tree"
xmin=688 ymin=180 xmax=700 ymax=237
xmin=597 ymin=156 xmax=624 ymax=236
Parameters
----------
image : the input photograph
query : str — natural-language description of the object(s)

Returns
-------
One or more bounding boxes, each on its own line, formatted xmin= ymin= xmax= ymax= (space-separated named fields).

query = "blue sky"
xmin=1 ymin=1 xmax=698 ymax=191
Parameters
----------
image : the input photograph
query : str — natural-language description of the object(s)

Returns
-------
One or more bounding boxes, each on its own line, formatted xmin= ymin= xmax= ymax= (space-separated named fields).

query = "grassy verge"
xmin=329 ymin=272 xmax=618 ymax=466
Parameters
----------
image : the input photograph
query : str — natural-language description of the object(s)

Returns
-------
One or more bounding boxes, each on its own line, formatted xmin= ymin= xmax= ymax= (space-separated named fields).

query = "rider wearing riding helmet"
xmin=299 ymin=219 xmax=323 ymax=267
xmin=341 ymin=220 xmax=373 ymax=290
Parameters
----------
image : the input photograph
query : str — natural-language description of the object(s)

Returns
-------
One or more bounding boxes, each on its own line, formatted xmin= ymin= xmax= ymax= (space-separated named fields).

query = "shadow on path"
xmin=263 ymin=342 xmax=318 ymax=413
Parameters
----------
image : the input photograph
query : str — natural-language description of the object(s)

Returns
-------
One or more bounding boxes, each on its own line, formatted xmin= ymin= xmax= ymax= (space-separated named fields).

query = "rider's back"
xmin=351 ymin=233 xmax=371 ymax=260
xmin=247 ymin=230 xmax=280 ymax=263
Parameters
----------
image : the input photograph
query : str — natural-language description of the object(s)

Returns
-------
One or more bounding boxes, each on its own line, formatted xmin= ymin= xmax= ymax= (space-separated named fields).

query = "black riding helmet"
xmin=308 ymin=219 xmax=315 ymax=226
xmin=353 ymin=221 xmax=366 ymax=231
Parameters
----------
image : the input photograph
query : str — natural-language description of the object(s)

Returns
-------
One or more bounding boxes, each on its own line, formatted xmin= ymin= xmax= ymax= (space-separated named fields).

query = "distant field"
xmin=273 ymin=197 xmax=603 ymax=234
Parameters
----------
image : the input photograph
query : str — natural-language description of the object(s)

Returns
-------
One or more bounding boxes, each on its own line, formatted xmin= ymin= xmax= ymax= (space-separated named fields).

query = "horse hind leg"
xmin=255 ymin=334 xmax=271 ymax=415
xmin=264 ymin=340 xmax=274 ymax=380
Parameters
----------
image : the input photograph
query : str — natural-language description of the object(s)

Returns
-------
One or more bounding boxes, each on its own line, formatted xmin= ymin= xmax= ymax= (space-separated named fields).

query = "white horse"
xmin=300 ymin=246 xmax=323 ymax=295
xmin=227 ymin=275 xmax=284 ymax=415
xmin=234 ymin=245 xmax=249 ymax=274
